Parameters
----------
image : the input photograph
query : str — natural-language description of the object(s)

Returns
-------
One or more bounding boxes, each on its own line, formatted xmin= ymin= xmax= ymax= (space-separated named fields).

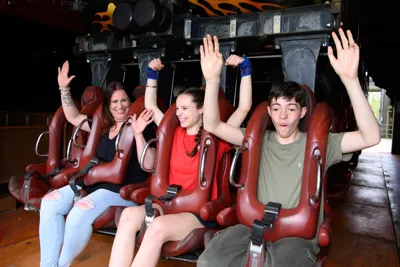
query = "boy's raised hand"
xmin=57 ymin=60 xmax=75 ymax=88
xmin=148 ymin=58 xmax=164 ymax=71
xmin=328 ymin=28 xmax=359 ymax=81
xmin=225 ymin=55 xmax=244 ymax=67
xmin=200 ymin=34 xmax=223 ymax=82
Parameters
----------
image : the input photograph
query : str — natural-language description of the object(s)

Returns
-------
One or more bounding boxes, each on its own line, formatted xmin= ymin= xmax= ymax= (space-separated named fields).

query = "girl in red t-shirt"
xmin=109 ymin=54 xmax=253 ymax=267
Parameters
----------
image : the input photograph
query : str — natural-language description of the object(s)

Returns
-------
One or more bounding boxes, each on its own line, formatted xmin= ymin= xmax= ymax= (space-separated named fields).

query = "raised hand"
xmin=131 ymin=109 xmax=154 ymax=136
xmin=327 ymin=28 xmax=359 ymax=81
xmin=57 ymin=60 xmax=76 ymax=88
xmin=225 ymin=55 xmax=245 ymax=67
xmin=148 ymin=58 xmax=164 ymax=71
xmin=200 ymin=34 xmax=224 ymax=82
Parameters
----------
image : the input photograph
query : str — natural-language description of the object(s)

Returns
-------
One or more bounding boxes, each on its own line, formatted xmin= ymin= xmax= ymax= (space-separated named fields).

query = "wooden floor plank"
xmin=1 ymin=152 xmax=399 ymax=267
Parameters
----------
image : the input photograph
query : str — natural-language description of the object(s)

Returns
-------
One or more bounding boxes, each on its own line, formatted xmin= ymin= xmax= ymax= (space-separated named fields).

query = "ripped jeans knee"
xmin=43 ymin=190 xmax=63 ymax=201
xmin=40 ymin=186 xmax=76 ymax=217
xmin=74 ymin=196 xmax=95 ymax=211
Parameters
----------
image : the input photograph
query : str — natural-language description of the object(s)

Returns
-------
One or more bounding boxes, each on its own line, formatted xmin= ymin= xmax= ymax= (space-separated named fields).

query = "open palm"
xmin=328 ymin=28 xmax=359 ymax=80
xmin=58 ymin=60 xmax=76 ymax=88
xmin=200 ymin=34 xmax=224 ymax=82
xmin=131 ymin=109 xmax=154 ymax=136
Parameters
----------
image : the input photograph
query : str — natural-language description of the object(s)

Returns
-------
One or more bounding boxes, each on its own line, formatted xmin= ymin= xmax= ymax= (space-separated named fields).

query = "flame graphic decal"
xmin=189 ymin=0 xmax=285 ymax=16
xmin=93 ymin=3 xmax=116 ymax=32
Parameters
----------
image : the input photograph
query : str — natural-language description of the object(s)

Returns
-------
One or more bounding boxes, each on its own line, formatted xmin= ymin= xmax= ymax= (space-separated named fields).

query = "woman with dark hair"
xmin=39 ymin=61 xmax=154 ymax=267
xmin=108 ymin=55 xmax=253 ymax=267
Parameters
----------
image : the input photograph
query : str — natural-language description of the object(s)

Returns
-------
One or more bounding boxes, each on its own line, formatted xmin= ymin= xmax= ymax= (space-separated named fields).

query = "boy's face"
xmin=267 ymin=97 xmax=307 ymax=142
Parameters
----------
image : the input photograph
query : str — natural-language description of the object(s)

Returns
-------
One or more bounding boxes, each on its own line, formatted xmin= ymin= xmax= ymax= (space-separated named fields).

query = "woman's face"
xmin=175 ymin=94 xmax=203 ymax=130
xmin=109 ymin=89 xmax=131 ymax=122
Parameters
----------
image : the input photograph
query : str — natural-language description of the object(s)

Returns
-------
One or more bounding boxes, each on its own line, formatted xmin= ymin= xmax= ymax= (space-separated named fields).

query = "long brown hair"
xmin=101 ymin=81 xmax=131 ymax=135
xmin=178 ymin=87 xmax=205 ymax=157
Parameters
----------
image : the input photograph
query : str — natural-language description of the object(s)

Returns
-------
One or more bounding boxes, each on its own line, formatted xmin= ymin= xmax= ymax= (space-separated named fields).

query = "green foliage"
xmin=368 ymin=92 xmax=381 ymax=120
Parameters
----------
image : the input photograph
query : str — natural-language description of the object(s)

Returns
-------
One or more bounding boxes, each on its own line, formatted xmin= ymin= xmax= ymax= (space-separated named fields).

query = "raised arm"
xmin=131 ymin=109 xmax=156 ymax=170
xmin=327 ymin=28 xmax=380 ymax=154
xmin=225 ymin=55 xmax=252 ymax=127
xmin=201 ymin=35 xmax=244 ymax=146
xmin=145 ymin=58 xmax=164 ymax=127
xmin=58 ymin=60 xmax=90 ymax=132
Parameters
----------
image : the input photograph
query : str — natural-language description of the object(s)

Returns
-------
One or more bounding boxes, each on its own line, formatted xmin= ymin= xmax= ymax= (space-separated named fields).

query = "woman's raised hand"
xmin=131 ymin=109 xmax=154 ymax=136
xmin=57 ymin=60 xmax=75 ymax=88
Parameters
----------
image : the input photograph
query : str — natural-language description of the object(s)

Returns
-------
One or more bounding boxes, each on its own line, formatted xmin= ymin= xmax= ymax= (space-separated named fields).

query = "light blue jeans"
xmin=39 ymin=185 xmax=137 ymax=267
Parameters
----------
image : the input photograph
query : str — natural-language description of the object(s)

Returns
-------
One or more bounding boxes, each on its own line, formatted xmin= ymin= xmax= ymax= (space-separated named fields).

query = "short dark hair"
xmin=268 ymin=81 xmax=306 ymax=108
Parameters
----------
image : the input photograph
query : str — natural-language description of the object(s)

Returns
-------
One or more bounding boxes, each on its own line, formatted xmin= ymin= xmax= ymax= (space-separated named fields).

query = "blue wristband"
xmin=239 ymin=57 xmax=252 ymax=77
xmin=147 ymin=67 xmax=158 ymax=80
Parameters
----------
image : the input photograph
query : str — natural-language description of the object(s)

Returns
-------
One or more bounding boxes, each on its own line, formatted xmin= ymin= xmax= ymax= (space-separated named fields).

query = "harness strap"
xmin=23 ymin=166 xmax=61 ymax=182
xmin=23 ymin=167 xmax=61 ymax=211
xmin=144 ymin=184 xmax=182 ymax=224
xmin=251 ymin=202 xmax=282 ymax=246
xmin=69 ymin=157 xmax=101 ymax=199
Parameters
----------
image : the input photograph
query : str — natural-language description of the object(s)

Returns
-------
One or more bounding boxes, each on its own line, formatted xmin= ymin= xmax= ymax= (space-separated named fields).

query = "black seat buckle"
xmin=69 ymin=157 xmax=101 ymax=198
xmin=251 ymin=220 xmax=266 ymax=247
xmin=143 ymin=185 xmax=182 ymax=226
xmin=250 ymin=202 xmax=282 ymax=247
xmin=144 ymin=195 xmax=156 ymax=218
xmin=158 ymin=184 xmax=182 ymax=201
xmin=261 ymin=202 xmax=282 ymax=229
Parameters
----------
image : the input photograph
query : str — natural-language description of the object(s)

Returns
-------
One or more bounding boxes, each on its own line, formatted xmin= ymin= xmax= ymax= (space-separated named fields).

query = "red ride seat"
xmin=8 ymin=86 xmax=104 ymax=211
xmin=67 ymin=95 xmax=166 ymax=231
xmin=216 ymin=84 xmax=333 ymax=266
xmin=131 ymin=97 xmax=235 ymax=258
xmin=326 ymin=104 xmax=357 ymax=200
xmin=63 ymin=95 xmax=142 ymax=230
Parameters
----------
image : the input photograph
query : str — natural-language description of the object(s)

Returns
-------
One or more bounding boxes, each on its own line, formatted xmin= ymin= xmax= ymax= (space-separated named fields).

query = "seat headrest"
xmin=299 ymin=84 xmax=317 ymax=132
xmin=200 ymin=84 xmax=226 ymax=100
xmin=132 ymin=85 xmax=146 ymax=99
xmin=81 ymin=86 xmax=104 ymax=108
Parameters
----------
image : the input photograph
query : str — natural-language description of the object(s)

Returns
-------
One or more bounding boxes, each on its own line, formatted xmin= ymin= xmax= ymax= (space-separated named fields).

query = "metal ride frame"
xmin=74 ymin=1 xmax=346 ymax=93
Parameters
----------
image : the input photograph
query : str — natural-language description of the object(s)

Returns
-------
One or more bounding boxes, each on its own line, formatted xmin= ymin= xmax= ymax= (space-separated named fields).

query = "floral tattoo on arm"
xmin=62 ymin=92 xmax=74 ymax=107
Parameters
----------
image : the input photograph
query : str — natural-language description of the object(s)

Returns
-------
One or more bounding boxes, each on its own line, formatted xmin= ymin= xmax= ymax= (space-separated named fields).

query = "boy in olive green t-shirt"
xmin=198 ymin=28 xmax=380 ymax=267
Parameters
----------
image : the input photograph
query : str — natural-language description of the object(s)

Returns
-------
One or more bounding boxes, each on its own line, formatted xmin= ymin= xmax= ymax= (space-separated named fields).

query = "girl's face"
xmin=175 ymin=94 xmax=203 ymax=130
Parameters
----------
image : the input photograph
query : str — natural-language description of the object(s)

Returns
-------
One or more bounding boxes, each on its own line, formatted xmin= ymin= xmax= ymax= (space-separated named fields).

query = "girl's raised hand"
xmin=200 ymin=34 xmax=224 ymax=82
xmin=225 ymin=55 xmax=244 ymax=67
xmin=148 ymin=58 xmax=164 ymax=71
